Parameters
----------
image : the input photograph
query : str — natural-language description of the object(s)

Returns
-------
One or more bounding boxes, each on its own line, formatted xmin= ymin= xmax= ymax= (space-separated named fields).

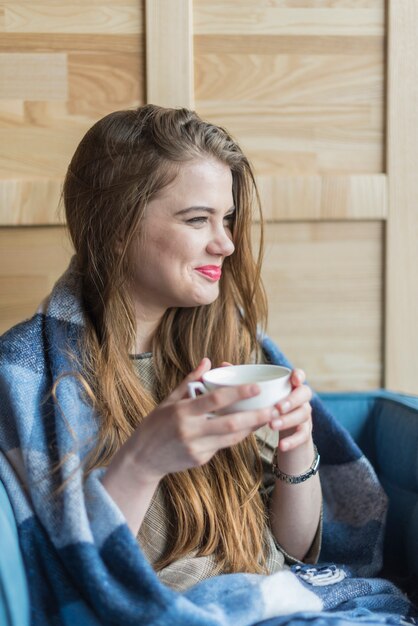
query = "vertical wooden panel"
xmin=385 ymin=1 xmax=418 ymax=394
xmin=145 ymin=0 xmax=193 ymax=108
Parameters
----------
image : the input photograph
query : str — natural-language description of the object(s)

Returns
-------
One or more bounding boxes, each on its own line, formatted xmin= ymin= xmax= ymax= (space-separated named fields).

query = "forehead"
xmin=150 ymin=158 xmax=234 ymax=213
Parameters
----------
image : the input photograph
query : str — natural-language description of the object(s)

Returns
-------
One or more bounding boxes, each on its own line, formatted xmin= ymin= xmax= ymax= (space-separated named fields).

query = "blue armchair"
xmin=319 ymin=390 xmax=418 ymax=601
xmin=1 ymin=390 xmax=417 ymax=625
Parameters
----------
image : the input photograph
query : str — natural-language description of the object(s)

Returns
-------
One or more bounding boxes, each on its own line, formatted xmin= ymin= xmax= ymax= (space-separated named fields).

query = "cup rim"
xmin=203 ymin=363 xmax=291 ymax=386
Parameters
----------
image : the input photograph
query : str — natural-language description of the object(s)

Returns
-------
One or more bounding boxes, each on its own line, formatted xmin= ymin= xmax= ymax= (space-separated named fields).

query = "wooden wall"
xmin=0 ymin=0 xmax=144 ymax=336
xmin=1 ymin=0 xmax=417 ymax=394
xmin=192 ymin=0 xmax=385 ymax=390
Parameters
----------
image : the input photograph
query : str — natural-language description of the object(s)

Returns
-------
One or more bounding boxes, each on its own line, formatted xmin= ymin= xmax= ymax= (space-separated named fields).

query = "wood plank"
xmin=4 ymin=4 xmax=142 ymax=34
xmin=0 ymin=52 xmax=67 ymax=100
xmin=385 ymin=0 xmax=418 ymax=395
xmin=257 ymin=221 xmax=383 ymax=391
xmin=6 ymin=0 xmax=139 ymax=5
xmin=0 ymin=226 xmax=73 ymax=334
xmin=0 ymin=126 xmax=87 ymax=178
xmin=196 ymin=102 xmax=384 ymax=174
xmin=0 ymin=100 xmax=24 ymax=126
xmin=146 ymin=0 xmax=193 ymax=108
xmin=195 ymin=34 xmax=384 ymax=55
xmin=193 ymin=6 xmax=384 ymax=36
xmin=195 ymin=53 xmax=383 ymax=105
xmin=257 ymin=174 xmax=386 ymax=220
xmin=68 ymin=52 xmax=144 ymax=116
xmin=0 ymin=33 xmax=143 ymax=54
xmin=194 ymin=0 xmax=382 ymax=7
xmin=0 ymin=179 xmax=64 ymax=225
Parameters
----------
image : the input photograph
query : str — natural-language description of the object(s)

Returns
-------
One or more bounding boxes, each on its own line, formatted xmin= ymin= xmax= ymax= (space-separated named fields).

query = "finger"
xmin=290 ymin=368 xmax=306 ymax=388
xmin=183 ymin=383 xmax=261 ymax=417
xmin=279 ymin=425 xmax=312 ymax=452
xmin=202 ymin=405 xmax=275 ymax=437
xmin=201 ymin=429 xmax=254 ymax=453
xmin=168 ymin=357 xmax=212 ymax=403
xmin=220 ymin=361 xmax=233 ymax=367
xmin=276 ymin=384 xmax=312 ymax=415
xmin=270 ymin=403 xmax=312 ymax=432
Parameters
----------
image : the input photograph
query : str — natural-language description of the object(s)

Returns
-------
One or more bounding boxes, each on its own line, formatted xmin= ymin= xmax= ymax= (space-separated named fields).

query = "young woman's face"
xmin=129 ymin=158 xmax=236 ymax=319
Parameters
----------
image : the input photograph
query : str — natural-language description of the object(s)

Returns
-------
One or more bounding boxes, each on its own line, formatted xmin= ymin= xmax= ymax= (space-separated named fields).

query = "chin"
xmin=183 ymin=290 xmax=220 ymax=308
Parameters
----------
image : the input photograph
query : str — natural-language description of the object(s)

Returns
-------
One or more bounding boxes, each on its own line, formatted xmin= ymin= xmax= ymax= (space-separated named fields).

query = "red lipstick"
xmin=195 ymin=265 xmax=222 ymax=281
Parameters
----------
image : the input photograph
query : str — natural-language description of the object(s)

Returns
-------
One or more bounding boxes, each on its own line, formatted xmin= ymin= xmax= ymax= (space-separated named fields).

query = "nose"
xmin=206 ymin=224 xmax=235 ymax=258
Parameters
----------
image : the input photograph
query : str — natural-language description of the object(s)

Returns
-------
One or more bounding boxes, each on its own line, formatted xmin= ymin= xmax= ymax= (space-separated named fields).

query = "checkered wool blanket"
xmin=0 ymin=262 xmax=416 ymax=625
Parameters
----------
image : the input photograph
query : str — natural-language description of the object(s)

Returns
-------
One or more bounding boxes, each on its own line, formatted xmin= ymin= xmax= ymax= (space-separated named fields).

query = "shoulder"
xmin=259 ymin=335 xmax=293 ymax=369
xmin=0 ymin=314 xmax=47 ymax=375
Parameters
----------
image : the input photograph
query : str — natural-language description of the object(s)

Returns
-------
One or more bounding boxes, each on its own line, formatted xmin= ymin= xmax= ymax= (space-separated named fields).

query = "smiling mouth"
xmin=195 ymin=266 xmax=222 ymax=281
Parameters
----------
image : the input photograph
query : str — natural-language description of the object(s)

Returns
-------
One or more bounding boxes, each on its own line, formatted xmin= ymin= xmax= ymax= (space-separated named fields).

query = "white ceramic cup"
xmin=187 ymin=364 xmax=292 ymax=415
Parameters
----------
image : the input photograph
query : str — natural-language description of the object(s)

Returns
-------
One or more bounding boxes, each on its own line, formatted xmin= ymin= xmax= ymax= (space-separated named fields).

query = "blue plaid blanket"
xmin=0 ymin=263 xmax=416 ymax=626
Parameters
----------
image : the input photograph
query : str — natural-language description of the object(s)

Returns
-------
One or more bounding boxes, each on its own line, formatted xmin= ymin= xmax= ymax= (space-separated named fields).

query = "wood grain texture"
xmin=0 ymin=226 xmax=73 ymax=334
xmin=0 ymin=33 xmax=143 ymax=54
xmin=0 ymin=126 xmax=87 ymax=179
xmin=257 ymin=174 xmax=386 ymax=220
xmin=385 ymin=0 xmax=418 ymax=394
xmin=0 ymin=53 xmax=67 ymax=100
xmin=196 ymin=54 xmax=383 ymax=105
xmin=194 ymin=4 xmax=384 ymax=36
xmin=0 ymin=0 xmax=145 ymax=225
xmin=68 ymin=52 xmax=144 ymax=116
xmin=193 ymin=0 xmax=386 ymax=181
xmin=195 ymin=34 xmax=384 ymax=55
xmin=257 ymin=221 xmax=383 ymax=391
xmin=197 ymin=100 xmax=383 ymax=174
xmin=146 ymin=0 xmax=193 ymax=107
xmin=4 ymin=3 xmax=143 ymax=34
xmin=0 ymin=179 xmax=64 ymax=224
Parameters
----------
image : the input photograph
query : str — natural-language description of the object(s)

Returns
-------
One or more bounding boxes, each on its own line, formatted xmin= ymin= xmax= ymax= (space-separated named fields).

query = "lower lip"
xmin=195 ymin=268 xmax=222 ymax=281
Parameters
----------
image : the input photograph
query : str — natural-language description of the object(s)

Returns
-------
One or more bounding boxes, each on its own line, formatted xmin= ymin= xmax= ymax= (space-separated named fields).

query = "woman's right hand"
xmin=102 ymin=357 xmax=275 ymax=535
xmin=125 ymin=357 xmax=276 ymax=482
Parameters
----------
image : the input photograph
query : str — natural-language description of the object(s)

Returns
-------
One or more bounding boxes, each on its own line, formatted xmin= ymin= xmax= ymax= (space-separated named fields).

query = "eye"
xmin=223 ymin=212 xmax=235 ymax=227
xmin=186 ymin=216 xmax=208 ymax=225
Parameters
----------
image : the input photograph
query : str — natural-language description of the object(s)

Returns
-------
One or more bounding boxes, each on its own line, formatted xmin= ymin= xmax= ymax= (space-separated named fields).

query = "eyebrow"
xmin=175 ymin=205 xmax=236 ymax=216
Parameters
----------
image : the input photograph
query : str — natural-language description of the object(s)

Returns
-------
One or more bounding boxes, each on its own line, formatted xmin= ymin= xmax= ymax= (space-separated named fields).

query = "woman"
xmin=64 ymin=104 xmax=321 ymax=589
xmin=1 ymin=105 xmax=406 ymax=626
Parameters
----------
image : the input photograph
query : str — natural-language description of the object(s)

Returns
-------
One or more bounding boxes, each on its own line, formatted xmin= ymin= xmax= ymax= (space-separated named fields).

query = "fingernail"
xmin=250 ymin=384 xmax=260 ymax=394
xmin=271 ymin=408 xmax=279 ymax=419
xmin=281 ymin=440 xmax=289 ymax=451
xmin=271 ymin=418 xmax=283 ymax=429
xmin=280 ymin=401 xmax=291 ymax=414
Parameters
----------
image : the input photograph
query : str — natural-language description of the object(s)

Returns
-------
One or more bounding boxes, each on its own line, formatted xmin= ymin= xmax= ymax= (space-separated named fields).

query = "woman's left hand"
xmin=269 ymin=369 xmax=313 ymax=452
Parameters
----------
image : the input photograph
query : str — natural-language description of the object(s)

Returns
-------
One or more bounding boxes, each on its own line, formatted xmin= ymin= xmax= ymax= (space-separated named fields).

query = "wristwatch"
xmin=272 ymin=445 xmax=320 ymax=484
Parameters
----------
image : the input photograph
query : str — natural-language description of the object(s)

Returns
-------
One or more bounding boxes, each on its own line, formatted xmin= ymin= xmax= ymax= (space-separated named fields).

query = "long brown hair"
xmin=63 ymin=104 xmax=269 ymax=574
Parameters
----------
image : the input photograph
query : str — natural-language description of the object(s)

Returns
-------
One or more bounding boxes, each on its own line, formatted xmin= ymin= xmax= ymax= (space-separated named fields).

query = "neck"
xmin=132 ymin=302 xmax=165 ymax=354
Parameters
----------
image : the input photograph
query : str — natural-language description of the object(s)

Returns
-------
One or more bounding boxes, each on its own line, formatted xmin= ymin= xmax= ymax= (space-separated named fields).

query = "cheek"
xmin=150 ymin=231 xmax=195 ymax=265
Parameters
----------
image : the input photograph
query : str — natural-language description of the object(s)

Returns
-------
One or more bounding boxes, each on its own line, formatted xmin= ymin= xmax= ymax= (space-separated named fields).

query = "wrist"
xmin=275 ymin=438 xmax=316 ymax=475
xmin=273 ymin=443 xmax=320 ymax=485
xmin=105 ymin=439 xmax=162 ymax=491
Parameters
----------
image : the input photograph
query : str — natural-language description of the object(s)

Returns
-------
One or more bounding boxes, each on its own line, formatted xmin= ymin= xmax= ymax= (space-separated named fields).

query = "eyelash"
xmin=186 ymin=214 xmax=235 ymax=226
